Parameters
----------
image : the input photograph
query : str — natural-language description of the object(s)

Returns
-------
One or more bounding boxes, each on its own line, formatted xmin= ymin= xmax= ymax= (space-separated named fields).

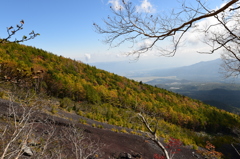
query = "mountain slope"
xmin=0 ymin=43 xmax=240 ymax=157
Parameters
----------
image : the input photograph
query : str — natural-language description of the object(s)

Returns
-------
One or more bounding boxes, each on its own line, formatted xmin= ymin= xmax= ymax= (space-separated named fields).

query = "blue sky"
xmin=0 ymin=0 xmax=228 ymax=69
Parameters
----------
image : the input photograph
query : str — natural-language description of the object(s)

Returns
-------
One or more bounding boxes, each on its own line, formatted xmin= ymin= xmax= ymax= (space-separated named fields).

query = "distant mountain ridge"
xmin=145 ymin=59 xmax=222 ymax=82
xmin=138 ymin=59 xmax=239 ymax=83
xmin=90 ymin=58 xmax=238 ymax=83
xmin=149 ymin=59 xmax=223 ymax=81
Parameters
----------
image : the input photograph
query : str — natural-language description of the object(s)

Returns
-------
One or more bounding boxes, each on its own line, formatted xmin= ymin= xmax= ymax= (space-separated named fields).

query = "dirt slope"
xmin=0 ymin=99 xmax=228 ymax=159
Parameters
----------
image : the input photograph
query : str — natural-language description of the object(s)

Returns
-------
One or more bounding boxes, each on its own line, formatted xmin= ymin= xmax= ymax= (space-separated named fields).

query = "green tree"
xmin=84 ymin=84 xmax=100 ymax=104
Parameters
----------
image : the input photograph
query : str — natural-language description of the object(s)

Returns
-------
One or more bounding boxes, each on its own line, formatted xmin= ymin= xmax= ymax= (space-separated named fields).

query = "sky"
xmin=0 ymin=0 xmax=229 ymax=70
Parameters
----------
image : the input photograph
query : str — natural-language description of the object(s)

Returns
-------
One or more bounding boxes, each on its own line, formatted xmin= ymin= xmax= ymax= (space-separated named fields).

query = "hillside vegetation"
xmin=0 ymin=43 xmax=240 ymax=150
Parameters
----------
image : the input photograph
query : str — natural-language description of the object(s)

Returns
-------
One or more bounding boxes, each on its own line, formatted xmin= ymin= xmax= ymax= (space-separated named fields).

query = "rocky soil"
xmin=1 ymin=98 xmax=239 ymax=159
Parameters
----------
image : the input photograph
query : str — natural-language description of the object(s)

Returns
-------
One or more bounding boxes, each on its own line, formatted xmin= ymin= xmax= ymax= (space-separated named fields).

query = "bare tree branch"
xmin=95 ymin=0 xmax=240 ymax=77
xmin=95 ymin=0 xmax=238 ymax=57
xmin=0 ymin=20 xmax=39 ymax=44
xmin=61 ymin=124 xmax=103 ymax=159
xmin=231 ymin=143 xmax=240 ymax=156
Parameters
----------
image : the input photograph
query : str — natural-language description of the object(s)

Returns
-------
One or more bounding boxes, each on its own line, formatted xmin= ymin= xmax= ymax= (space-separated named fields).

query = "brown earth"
xmin=1 ymin=99 xmax=239 ymax=159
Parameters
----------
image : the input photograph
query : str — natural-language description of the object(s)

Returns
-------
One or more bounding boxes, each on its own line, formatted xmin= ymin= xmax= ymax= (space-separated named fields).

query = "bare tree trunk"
xmin=138 ymin=113 xmax=170 ymax=159
xmin=231 ymin=143 xmax=240 ymax=156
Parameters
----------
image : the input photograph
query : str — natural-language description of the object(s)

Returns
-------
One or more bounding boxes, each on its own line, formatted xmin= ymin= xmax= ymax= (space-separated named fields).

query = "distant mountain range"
xmin=145 ymin=59 xmax=226 ymax=82
xmin=91 ymin=58 xmax=239 ymax=83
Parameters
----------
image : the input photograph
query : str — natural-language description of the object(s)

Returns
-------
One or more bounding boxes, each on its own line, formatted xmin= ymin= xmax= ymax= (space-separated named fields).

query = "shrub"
xmin=192 ymin=144 xmax=198 ymax=150
xmin=153 ymin=154 xmax=165 ymax=159
xmin=120 ymin=129 xmax=128 ymax=133
xmin=51 ymin=106 xmax=57 ymax=114
xmin=77 ymin=110 xmax=84 ymax=116
xmin=60 ymin=97 xmax=74 ymax=108
xmin=111 ymin=128 xmax=119 ymax=133
xmin=154 ymin=137 xmax=182 ymax=159
xmin=97 ymin=125 xmax=103 ymax=129
xmin=0 ymin=91 xmax=4 ymax=98
xmin=166 ymin=137 xmax=182 ymax=155
xmin=197 ymin=141 xmax=223 ymax=159
xmin=130 ymin=131 xmax=139 ymax=135
xmin=79 ymin=119 xmax=86 ymax=124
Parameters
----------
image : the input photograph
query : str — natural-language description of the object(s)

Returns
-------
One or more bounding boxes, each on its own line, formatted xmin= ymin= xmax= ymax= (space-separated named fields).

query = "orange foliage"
xmin=197 ymin=141 xmax=223 ymax=159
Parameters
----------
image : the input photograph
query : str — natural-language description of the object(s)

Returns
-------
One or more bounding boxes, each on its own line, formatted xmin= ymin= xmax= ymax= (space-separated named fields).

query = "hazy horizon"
xmin=88 ymin=57 xmax=221 ymax=77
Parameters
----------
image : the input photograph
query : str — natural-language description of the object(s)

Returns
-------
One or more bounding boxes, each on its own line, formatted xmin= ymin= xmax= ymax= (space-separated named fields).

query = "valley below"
xmin=129 ymin=76 xmax=240 ymax=114
xmin=126 ymin=59 xmax=240 ymax=114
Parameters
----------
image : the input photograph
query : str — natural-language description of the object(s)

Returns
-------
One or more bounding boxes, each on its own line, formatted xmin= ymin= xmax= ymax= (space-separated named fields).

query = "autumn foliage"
xmin=153 ymin=137 xmax=182 ymax=159
xmin=0 ymin=43 xmax=240 ymax=152
xmin=153 ymin=154 xmax=166 ymax=159
xmin=167 ymin=137 xmax=182 ymax=155
xmin=197 ymin=141 xmax=223 ymax=159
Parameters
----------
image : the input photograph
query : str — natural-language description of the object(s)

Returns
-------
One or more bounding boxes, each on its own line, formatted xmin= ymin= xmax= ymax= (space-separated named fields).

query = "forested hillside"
xmin=0 ymin=43 xmax=240 ymax=150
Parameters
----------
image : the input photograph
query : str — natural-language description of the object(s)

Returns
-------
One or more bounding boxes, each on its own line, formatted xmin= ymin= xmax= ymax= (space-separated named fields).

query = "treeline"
xmin=0 ymin=43 xmax=240 ymax=147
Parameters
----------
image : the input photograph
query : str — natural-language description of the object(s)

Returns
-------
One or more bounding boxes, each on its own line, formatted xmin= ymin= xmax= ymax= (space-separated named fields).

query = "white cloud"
xmin=136 ymin=0 xmax=156 ymax=13
xmin=138 ymin=39 xmax=153 ymax=49
xmin=108 ymin=0 xmax=156 ymax=13
xmin=108 ymin=0 xmax=123 ymax=11
xmin=84 ymin=53 xmax=91 ymax=61
xmin=180 ymin=2 xmax=231 ymax=50
xmin=116 ymin=53 xmax=128 ymax=58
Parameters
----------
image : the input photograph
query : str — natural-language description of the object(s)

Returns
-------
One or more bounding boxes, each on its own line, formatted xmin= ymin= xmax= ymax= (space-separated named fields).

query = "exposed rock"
xmin=22 ymin=144 xmax=33 ymax=157
xmin=192 ymin=151 xmax=200 ymax=158
xmin=117 ymin=152 xmax=132 ymax=159
xmin=126 ymin=153 xmax=132 ymax=159
xmin=131 ymin=153 xmax=142 ymax=158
